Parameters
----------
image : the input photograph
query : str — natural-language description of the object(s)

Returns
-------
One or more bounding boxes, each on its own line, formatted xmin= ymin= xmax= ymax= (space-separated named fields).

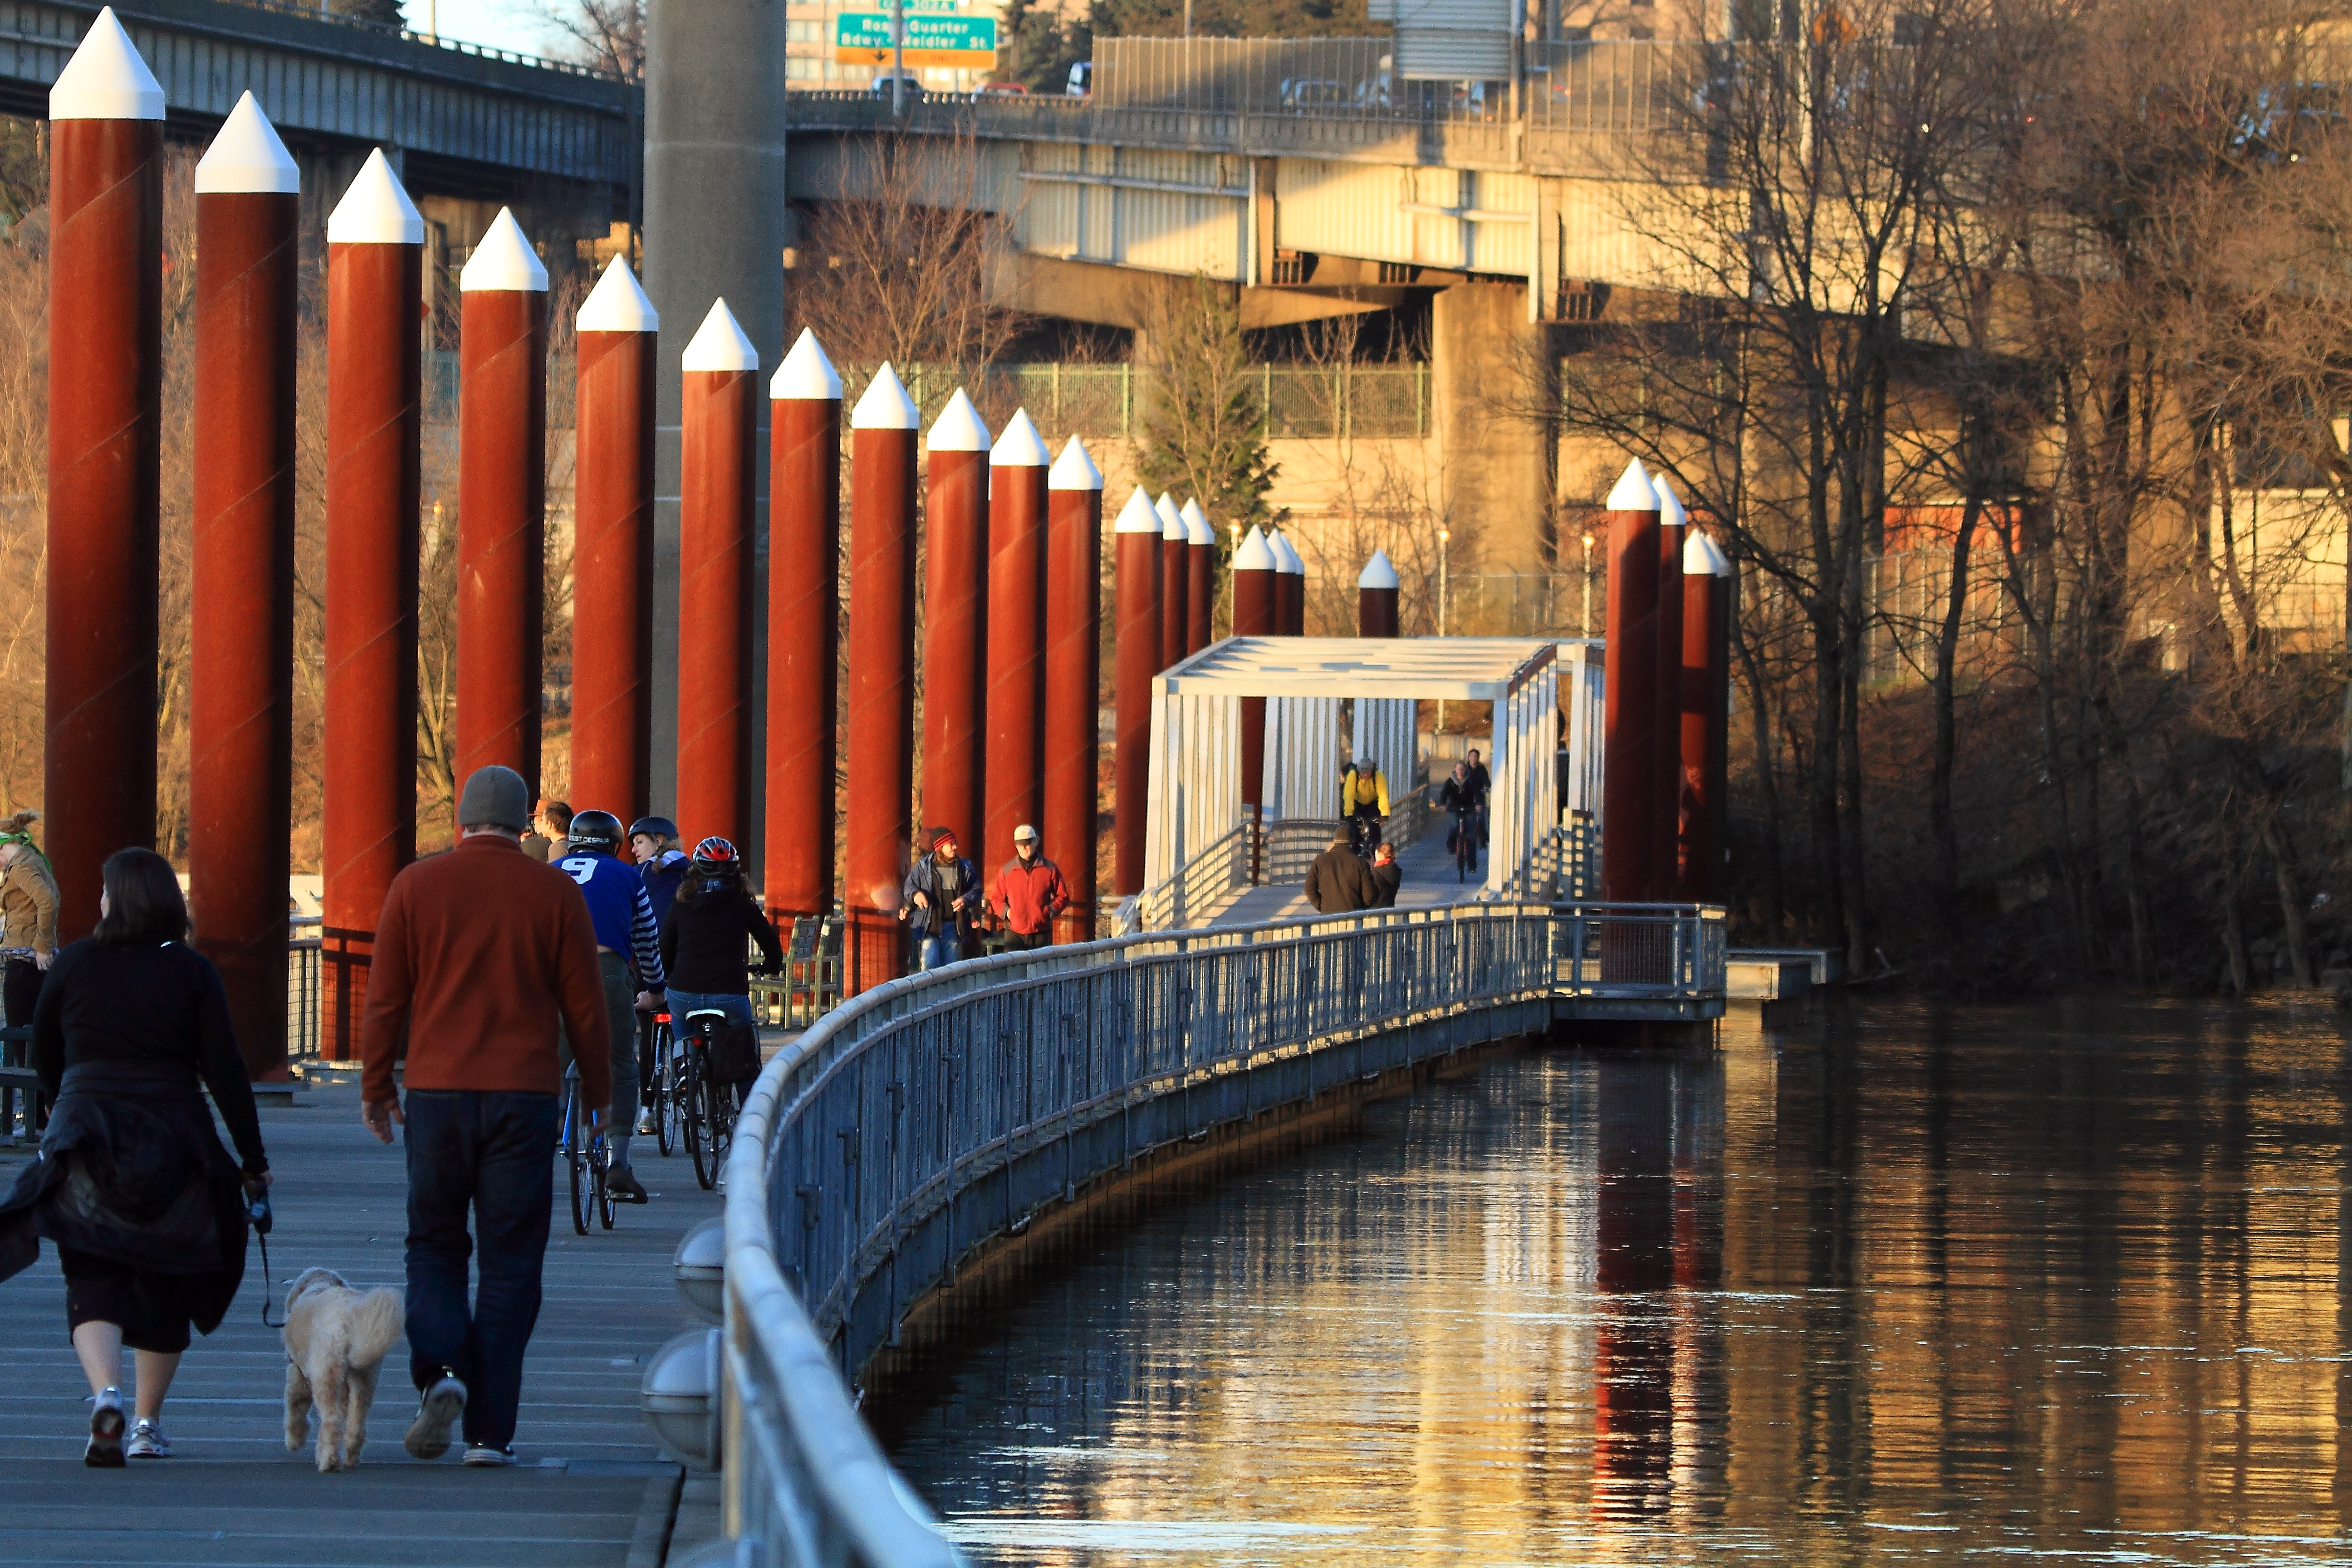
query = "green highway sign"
xmin=834 ymin=11 xmax=997 ymax=66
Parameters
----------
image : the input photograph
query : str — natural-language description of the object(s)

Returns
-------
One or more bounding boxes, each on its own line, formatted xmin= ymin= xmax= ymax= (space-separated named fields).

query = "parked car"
xmin=1281 ymin=77 xmax=1352 ymax=110
xmin=869 ymin=70 xmax=925 ymax=103
xmin=1067 ymin=61 xmax=1093 ymax=98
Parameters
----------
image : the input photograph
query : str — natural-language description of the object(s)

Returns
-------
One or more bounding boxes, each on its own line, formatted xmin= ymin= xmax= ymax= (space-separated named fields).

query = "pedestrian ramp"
xmin=1204 ymin=830 xmax=1485 ymax=926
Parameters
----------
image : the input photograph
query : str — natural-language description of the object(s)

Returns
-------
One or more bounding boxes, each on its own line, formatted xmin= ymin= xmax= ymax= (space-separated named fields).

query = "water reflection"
xmin=875 ymin=997 xmax=2352 ymax=1565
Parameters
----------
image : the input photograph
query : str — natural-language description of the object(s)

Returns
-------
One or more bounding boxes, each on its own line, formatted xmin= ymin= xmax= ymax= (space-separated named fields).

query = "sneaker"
xmin=635 ymin=1110 xmax=657 ymax=1135
xmin=404 ymin=1372 xmax=467 ymax=1460
xmin=126 ymin=1418 xmax=170 ymax=1459
xmin=462 ymin=1443 xmax=517 ymax=1467
xmin=85 ymin=1387 xmax=125 ymax=1468
xmin=608 ymin=1167 xmax=650 ymax=1204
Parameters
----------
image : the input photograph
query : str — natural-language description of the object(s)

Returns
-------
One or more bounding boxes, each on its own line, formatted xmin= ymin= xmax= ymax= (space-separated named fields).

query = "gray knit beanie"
xmin=456 ymin=765 xmax=530 ymax=831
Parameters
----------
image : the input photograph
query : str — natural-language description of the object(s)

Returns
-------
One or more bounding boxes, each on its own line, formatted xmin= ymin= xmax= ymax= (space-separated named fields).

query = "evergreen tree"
xmin=1136 ymin=275 xmax=1281 ymax=539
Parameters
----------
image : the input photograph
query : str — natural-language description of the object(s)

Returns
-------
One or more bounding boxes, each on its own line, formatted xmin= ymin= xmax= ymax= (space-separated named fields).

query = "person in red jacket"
xmin=359 ymin=764 xmax=611 ymax=1470
xmin=986 ymin=825 xmax=1069 ymax=952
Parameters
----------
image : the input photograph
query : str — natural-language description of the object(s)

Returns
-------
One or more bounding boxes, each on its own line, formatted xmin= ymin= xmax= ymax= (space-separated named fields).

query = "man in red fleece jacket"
xmin=361 ymin=764 xmax=610 ymax=1468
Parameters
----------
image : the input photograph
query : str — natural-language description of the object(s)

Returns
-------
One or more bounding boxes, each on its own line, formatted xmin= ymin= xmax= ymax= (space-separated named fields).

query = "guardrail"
xmin=719 ymin=898 xmax=1722 ymax=1564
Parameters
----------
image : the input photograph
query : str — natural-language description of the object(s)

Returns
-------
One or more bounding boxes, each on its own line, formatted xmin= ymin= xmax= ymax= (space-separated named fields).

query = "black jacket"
xmin=0 ymin=940 xmax=265 ymax=1334
xmin=1306 ymin=846 xmax=1377 ymax=914
xmin=659 ymin=875 xmax=784 ymax=995
xmin=1368 ymin=861 xmax=1402 ymax=907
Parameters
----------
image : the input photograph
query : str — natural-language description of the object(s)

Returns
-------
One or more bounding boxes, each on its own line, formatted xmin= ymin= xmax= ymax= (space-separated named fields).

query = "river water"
xmin=874 ymin=998 xmax=2352 ymax=1566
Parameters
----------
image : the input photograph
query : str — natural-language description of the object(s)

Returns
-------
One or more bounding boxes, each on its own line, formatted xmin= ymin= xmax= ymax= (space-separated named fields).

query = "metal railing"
xmin=288 ymin=918 xmax=321 ymax=1063
xmin=1553 ymin=901 xmax=1727 ymax=997
xmin=722 ymin=897 xmax=1615 ymax=1565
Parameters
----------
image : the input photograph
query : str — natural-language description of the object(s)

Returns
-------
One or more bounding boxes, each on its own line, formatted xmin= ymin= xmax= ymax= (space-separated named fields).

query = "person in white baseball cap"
xmin=987 ymin=825 xmax=1069 ymax=952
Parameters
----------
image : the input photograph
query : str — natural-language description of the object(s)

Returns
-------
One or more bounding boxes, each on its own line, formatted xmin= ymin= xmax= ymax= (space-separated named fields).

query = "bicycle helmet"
xmin=566 ymin=809 xmax=624 ymax=853
xmin=692 ymin=835 xmax=740 ymax=868
xmin=628 ymin=815 xmax=679 ymax=844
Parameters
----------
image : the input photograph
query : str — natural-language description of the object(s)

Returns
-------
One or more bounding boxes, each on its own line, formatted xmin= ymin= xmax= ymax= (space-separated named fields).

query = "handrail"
xmin=721 ymin=897 xmax=1724 ymax=1564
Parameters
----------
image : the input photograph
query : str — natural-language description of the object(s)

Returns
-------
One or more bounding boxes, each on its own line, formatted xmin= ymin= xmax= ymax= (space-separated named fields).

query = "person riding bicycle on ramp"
xmin=556 ymin=810 xmax=666 ymax=1204
xmin=656 ymin=838 xmax=783 ymax=1104
xmin=628 ymin=817 xmax=690 ymax=1133
xmin=1341 ymin=755 xmax=1390 ymax=858
xmin=1437 ymin=761 xmax=1482 ymax=876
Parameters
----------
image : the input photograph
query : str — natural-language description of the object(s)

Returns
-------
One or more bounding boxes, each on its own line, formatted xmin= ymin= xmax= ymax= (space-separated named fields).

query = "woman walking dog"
xmin=0 ymin=848 xmax=270 ymax=1464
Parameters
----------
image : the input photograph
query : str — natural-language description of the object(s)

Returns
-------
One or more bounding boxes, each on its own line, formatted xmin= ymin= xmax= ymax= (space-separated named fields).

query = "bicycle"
xmin=677 ymin=1008 xmax=737 ymax=1192
xmin=1348 ymin=812 xmax=1385 ymax=862
xmin=1450 ymin=808 xmax=1480 ymax=882
xmin=558 ymin=1060 xmax=614 ymax=1234
xmin=646 ymin=1012 xmax=680 ymax=1157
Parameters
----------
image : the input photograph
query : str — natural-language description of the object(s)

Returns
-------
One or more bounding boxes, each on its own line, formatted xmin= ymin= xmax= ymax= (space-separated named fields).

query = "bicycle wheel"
xmin=564 ymin=1084 xmax=590 ymax=1236
xmin=707 ymin=1076 xmax=735 ymax=1171
xmin=685 ymin=1048 xmax=715 ymax=1191
xmin=595 ymin=1137 xmax=616 ymax=1230
xmin=653 ymin=1022 xmax=678 ymax=1156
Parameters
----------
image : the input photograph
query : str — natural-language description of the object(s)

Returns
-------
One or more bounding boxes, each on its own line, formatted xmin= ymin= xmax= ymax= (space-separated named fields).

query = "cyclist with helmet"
xmin=628 ymin=817 xmax=690 ymax=1132
xmin=657 ymin=838 xmax=783 ymax=1104
xmin=1340 ymin=755 xmax=1390 ymax=859
xmin=556 ymin=810 xmax=667 ymax=1203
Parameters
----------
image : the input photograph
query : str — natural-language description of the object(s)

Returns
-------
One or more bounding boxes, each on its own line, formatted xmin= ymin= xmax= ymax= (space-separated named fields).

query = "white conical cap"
xmin=1685 ymin=528 xmax=1733 ymax=577
xmin=990 ymin=407 xmax=1050 ymax=467
xmin=460 ymin=208 xmax=548 ymax=292
xmin=1606 ymin=457 xmax=1658 ymax=512
xmin=681 ymin=298 xmax=758 ymax=372
xmin=772 ymin=328 xmax=841 ymax=401
xmin=1357 ymin=548 xmax=1399 ymax=590
xmin=52 ymin=8 xmax=162 ymax=121
xmin=851 ymin=362 xmax=919 ymax=429
xmin=576 ymin=256 xmax=657 ymax=333
xmin=1181 ymin=499 xmax=1214 ymax=546
xmin=1233 ymin=525 xmax=1276 ymax=571
xmin=325 ymin=149 xmax=423 ymax=245
xmin=926 ymin=389 xmax=990 ymax=452
xmin=1049 ymin=435 xmax=1103 ymax=491
xmin=1113 ymin=488 xmax=1162 ymax=534
xmin=1655 ymin=474 xmax=1687 ymax=529
xmin=195 ymin=93 xmax=297 ymax=193
xmin=1271 ymin=532 xmax=1304 ymax=574
xmin=1155 ymin=492 xmax=1184 ymax=541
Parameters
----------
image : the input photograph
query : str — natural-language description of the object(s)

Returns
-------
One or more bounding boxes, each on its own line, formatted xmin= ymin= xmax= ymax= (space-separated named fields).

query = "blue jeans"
xmin=401 ymin=1088 xmax=558 ymax=1452
xmin=665 ymin=989 xmax=754 ymax=1033
xmin=916 ymin=935 xmax=960 ymax=971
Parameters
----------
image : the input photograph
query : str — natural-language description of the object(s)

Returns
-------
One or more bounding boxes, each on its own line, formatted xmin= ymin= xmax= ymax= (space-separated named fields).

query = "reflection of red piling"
xmin=921 ymin=391 xmax=990 ymax=854
xmin=321 ymin=150 xmax=422 ymax=1062
xmin=454 ymin=210 xmax=549 ymax=791
xmin=1112 ymin=489 xmax=1163 ymax=896
xmin=46 ymin=11 xmax=164 ymax=944
xmin=571 ymin=259 xmax=657 ymax=823
xmin=1045 ymin=438 xmax=1104 ymax=941
xmin=1232 ymin=528 xmax=1277 ymax=813
xmin=190 ymin=95 xmax=297 ymax=1082
xmin=765 ymin=331 xmax=842 ymax=921
xmin=1592 ymin=1061 xmax=1677 ymax=1514
xmin=985 ymin=412 xmax=1051 ymax=868
xmin=1678 ymin=532 xmax=1734 ymax=905
xmin=1183 ymin=500 xmax=1214 ymax=654
xmin=1357 ymin=548 xmax=1399 ymax=637
xmin=1651 ymin=481 xmax=1686 ymax=902
xmin=676 ymin=300 xmax=759 ymax=850
xmin=844 ymin=367 xmax=919 ymax=995
xmin=1600 ymin=460 xmax=1660 ymax=908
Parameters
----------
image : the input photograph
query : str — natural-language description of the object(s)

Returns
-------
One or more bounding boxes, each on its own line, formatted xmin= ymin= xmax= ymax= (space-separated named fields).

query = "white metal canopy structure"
xmin=1144 ymin=636 xmax=1561 ymax=901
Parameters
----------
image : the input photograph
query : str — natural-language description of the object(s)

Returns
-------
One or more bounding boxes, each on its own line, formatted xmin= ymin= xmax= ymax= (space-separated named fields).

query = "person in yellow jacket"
xmin=1340 ymin=757 xmax=1389 ymax=856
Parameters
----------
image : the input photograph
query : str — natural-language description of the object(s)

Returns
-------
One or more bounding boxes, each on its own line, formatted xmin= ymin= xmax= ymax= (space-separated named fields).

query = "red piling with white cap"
xmin=1156 ymin=491 xmax=1188 ymax=670
xmin=921 ymin=389 xmax=990 ymax=857
xmin=1232 ymin=526 xmax=1278 ymax=812
xmin=572 ymin=257 xmax=658 ymax=825
xmin=765 ymin=330 xmax=843 ymax=922
xmin=455 ymin=208 xmax=549 ymax=792
xmin=321 ymin=149 xmax=423 ymax=1061
xmin=191 ymin=92 xmax=299 ymax=1082
xmin=1678 ymin=529 xmax=1734 ymax=906
xmin=985 ymin=408 xmax=1052 ymax=871
xmin=1112 ymin=488 xmax=1163 ymax=896
xmin=1271 ymin=530 xmax=1306 ymax=634
xmin=1357 ymin=547 xmax=1399 ymax=637
xmin=843 ymin=365 xmax=920 ymax=995
xmin=1182 ymin=498 xmax=1215 ymax=654
xmin=46 ymin=7 xmax=163 ymax=942
xmin=1045 ymin=436 xmax=1105 ymax=941
xmin=1650 ymin=476 xmax=1686 ymax=901
xmin=676 ymin=299 xmax=760 ymax=851
xmin=1601 ymin=458 xmax=1660 ymax=905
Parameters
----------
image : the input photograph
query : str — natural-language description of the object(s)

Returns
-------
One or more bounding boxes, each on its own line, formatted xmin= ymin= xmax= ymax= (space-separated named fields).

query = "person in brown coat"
xmin=1306 ymin=832 xmax=1377 ymax=915
xmin=0 ymin=810 xmax=59 ymax=1026
xmin=360 ymin=765 xmax=610 ymax=1469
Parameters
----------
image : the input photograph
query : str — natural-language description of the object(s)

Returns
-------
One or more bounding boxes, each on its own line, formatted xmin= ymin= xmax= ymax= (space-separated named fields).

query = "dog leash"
xmin=248 ymin=1186 xmax=285 ymax=1329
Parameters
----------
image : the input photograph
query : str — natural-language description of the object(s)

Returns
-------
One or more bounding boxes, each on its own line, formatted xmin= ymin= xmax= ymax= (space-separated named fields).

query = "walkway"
xmin=0 ymin=1073 xmax=719 ymax=1568
xmin=1205 ymin=829 xmax=1486 ymax=927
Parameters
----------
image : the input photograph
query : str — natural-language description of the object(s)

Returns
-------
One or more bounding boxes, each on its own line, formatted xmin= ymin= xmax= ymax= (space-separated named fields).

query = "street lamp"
xmin=1228 ymin=521 xmax=1241 ymax=630
xmin=1437 ymin=526 xmax=1450 ymax=731
xmin=1581 ymin=531 xmax=1595 ymax=638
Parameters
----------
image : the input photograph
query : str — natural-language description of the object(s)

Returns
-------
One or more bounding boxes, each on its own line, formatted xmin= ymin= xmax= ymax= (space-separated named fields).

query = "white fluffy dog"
xmin=282 ymin=1267 xmax=405 ymax=1472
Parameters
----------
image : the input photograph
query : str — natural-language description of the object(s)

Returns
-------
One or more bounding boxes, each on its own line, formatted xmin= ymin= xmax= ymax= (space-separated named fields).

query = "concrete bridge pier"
xmin=644 ymin=0 xmax=789 ymax=839
xmin=1432 ymin=282 xmax=1559 ymax=579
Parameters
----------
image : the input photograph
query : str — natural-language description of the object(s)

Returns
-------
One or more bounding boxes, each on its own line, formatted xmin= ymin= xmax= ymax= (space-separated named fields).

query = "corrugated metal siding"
xmin=1275 ymin=157 xmax=1416 ymax=264
xmin=1012 ymin=143 xmax=1245 ymax=280
xmin=1393 ymin=28 xmax=1512 ymax=80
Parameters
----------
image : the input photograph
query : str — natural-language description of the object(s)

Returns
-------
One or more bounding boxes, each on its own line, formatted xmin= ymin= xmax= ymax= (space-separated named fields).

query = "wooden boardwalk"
xmin=0 ymin=1073 xmax=722 ymax=1568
